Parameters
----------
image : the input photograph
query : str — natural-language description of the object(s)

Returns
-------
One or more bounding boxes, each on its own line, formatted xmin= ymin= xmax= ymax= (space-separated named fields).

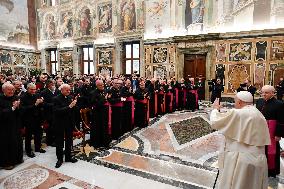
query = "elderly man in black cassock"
xmin=256 ymin=85 xmax=284 ymax=177
xmin=21 ymin=83 xmax=45 ymax=158
xmin=109 ymin=79 xmax=124 ymax=140
xmin=0 ymin=82 xmax=23 ymax=170
xmin=134 ymin=81 xmax=149 ymax=128
xmin=120 ymin=79 xmax=134 ymax=133
xmin=90 ymin=80 xmax=110 ymax=148
xmin=53 ymin=84 xmax=78 ymax=168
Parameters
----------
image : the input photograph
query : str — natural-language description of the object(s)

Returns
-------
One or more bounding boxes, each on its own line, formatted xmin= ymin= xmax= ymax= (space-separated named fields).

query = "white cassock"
xmin=210 ymin=105 xmax=271 ymax=189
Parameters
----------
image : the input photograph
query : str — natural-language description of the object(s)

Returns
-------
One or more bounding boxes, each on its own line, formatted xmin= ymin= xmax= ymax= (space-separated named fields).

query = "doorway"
xmin=184 ymin=54 xmax=206 ymax=100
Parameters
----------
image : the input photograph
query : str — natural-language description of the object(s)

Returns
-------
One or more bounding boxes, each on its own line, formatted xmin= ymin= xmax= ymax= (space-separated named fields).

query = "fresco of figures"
xmin=120 ymin=0 xmax=136 ymax=31
xmin=185 ymin=0 xmax=205 ymax=27
xmin=98 ymin=3 xmax=112 ymax=33
xmin=79 ymin=8 xmax=92 ymax=36
xmin=145 ymin=0 xmax=170 ymax=34
xmin=43 ymin=14 xmax=56 ymax=40
xmin=0 ymin=0 xmax=29 ymax=44
xmin=59 ymin=11 xmax=73 ymax=38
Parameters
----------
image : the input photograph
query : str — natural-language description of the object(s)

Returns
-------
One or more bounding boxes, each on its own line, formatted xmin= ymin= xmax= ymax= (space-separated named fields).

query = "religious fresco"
xmin=145 ymin=0 xmax=170 ymax=34
xmin=120 ymin=0 xmax=136 ymax=31
xmin=60 ymin=50 xmax=73 ymax=76
xmin=185 ymin=0 xmax=205 ymax=28
xmin=254 ymin=63 xmax=265 ymax=89
xmin=0 ymin=51 xmax=12 ymax=65
xmin=228 ymin=64 xmax=250 ymax=93
xmin=153 ymin=47 xmax=168 ymax=63
xmin=0 ymin=0 xmax=29 ymax=44
xmin=145 ymin=65 xmax=151 ymax=78
xmin=42 ymin=14 xmax=56 ymax=40
xmin=271 ymin=40 xmax=284 ymax=61
xmin=169 ymin=65 xmax=175 ymax=78
xmin=153 ymin=65 xmax=167 ymax=79
xmin=98 ymin=66 xmax=112 ymax=77
xmin=216 ymin=44 xmax=226 ymax=62
xmin=255 ymin=41 xmax=267 ymax=61
xmin=98 ymin=3 xmax=112 ymax=33
xmin=229 ymin=42 xmax=252 ymax=61
xmin=59 ymin=11 xmax=73 ymax=38
xmin=97 ymin=50 xmax=112 ymax=65
xmin=79 ymin=8 xmax=92 ymax=36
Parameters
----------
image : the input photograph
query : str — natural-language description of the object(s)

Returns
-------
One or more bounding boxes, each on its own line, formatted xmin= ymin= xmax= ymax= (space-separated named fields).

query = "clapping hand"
xmin=35 ymin=97 xmax=44 ymax=106
xmin=12 ymin=100 xmax=20 ymax=109
xmin=69 ymin=99 xmax=77 ymax=108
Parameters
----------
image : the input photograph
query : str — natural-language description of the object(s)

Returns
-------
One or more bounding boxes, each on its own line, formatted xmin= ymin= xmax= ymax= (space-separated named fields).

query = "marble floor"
xmin=1 ymin=102 xmax=284 ymax=189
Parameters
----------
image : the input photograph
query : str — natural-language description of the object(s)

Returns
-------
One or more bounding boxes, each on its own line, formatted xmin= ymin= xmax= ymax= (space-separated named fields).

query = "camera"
xmin=240 ymin=83 xmax=247 ymax=88
xmin=208 ymin=79 xmax=216 ymax=86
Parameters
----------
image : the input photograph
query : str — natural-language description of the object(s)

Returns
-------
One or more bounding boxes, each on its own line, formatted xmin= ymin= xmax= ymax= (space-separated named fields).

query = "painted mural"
xmin=145 ymin=0 xmax=170 ymax=34
xmin=255 ymin=41 xmax=267 ymax=61
xmin=79 ymin=8 xmax=91 ymax=36
xmin=97 ymin=50 xmax=112 ymax=65
xmin=60 ymin=11 xmax=73 ymax=38
xmin=254 ymin=63 xmax=265 ymax=89
xmin=185 ymin=0 xmax=205 ymax=28
xmin=98 ymin=3 xmax=112 ymax=33
xmin=60 ymin=50 xmax=73 ymax=76
xmin=0 ymin=49 xmax=40 ymax=75
xmin=120 ymin=0 xmax=136 ymax=31
xmin=229 ymin=42 xmax=252 ymax=61
xmin=153 ymin=47 xmax=168 ymax=63
xmin=0 ymin=0 xmax=29 ymax=44
xmin=216 ymin=44 xmax=226 ymax=62
xmin=153 ymin=65 xmax=167 ymax=79
xmin=271 ymin=40 xmax=284 ymax=60
xmin=42 ymin=14 xmax=56 ymax=40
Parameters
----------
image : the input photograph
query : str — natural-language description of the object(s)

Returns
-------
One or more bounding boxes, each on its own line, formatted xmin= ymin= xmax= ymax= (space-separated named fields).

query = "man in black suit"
xmin=21 ymin=83 xmax=45 ymax=158
xmin=53 ymin=84 xmax=78 ymax=168
xmin=40 ymin=79 xmax=57 ymax=146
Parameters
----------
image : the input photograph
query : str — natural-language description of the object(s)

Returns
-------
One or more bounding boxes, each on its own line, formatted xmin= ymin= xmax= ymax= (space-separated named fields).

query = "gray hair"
xmin=27 ymin=83 xmax=36 ymax=89
xmin=2 ymin=82 xmax=14 ymax=91
xmin=59 ymin=83 xmax=70 ymax=91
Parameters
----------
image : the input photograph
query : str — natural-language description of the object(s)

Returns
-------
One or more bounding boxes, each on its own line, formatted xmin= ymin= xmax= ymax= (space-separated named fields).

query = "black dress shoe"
xmin=26 ymin=152 xmax=35 ymax=158
xmin=65 ymin=158 xmax=78 ymax=163
xmin=55 ymin=160 xmax=63 ymax=168
xmin=35 ymin=149 xmax=46 ymax=153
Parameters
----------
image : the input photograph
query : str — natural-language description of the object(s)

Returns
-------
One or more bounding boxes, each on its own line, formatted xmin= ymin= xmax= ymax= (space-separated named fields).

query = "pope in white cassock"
xmin=210 ymin=91 xmax=271 ymax=189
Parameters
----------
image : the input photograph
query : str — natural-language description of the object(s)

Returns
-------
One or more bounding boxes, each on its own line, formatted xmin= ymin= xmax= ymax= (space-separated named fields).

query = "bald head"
xmin=261 ymin=85 xmax=275 ymax=101
xmin=59 ymin=84 xmax=71 ymax=96
xmin=96 ymin=80 xmax=104 ymax=91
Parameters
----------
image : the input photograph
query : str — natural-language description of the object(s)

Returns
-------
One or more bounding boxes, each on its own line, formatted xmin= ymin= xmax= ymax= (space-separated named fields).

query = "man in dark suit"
xmin=53 ymin=84 xmax=78 ymax=168
xmin=40 ymin=79 xmax=57 ymax=146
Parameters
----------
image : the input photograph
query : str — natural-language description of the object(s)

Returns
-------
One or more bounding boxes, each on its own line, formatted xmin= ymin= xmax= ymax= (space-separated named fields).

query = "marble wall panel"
xmin=271 ymin=40 xmax=284 ymax=61
xmin=228 ymin=64 xmax=250 ymax=93
xmin=229 ymin=42 xmax=252 ymax=61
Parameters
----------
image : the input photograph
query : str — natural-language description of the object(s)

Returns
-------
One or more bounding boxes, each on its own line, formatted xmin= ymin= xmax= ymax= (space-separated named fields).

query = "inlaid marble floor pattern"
xmin=1 ymin=104 xmax=284 ymax=188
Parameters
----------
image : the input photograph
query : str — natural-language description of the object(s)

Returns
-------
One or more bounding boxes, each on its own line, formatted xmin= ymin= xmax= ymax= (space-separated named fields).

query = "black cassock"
xmin=120 ymin=86 xmax=134 ymax=133
xmin=109 ymin=87 xmax=123 ymax=140
xmin=0 ymin=94 xmax=23 ymax=167
xmin=256 ymin=97 xmax=284 ymax=177
xmin=134 ymin=88 xmax=149 ymax=128
xmin=147 ymin=83 xmax=156 ymax=118
xmin=90 ymin=89 xmax=110 ymax=148
xmin=52 ymin=94 xmax=74 ymax=161
xmin=20 ymin=93 xmax=43 ymax=153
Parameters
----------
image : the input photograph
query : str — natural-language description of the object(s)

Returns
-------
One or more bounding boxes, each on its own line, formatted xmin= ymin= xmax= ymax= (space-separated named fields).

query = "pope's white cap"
xmin=236 ymin=91 xmax=253 ymax=103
